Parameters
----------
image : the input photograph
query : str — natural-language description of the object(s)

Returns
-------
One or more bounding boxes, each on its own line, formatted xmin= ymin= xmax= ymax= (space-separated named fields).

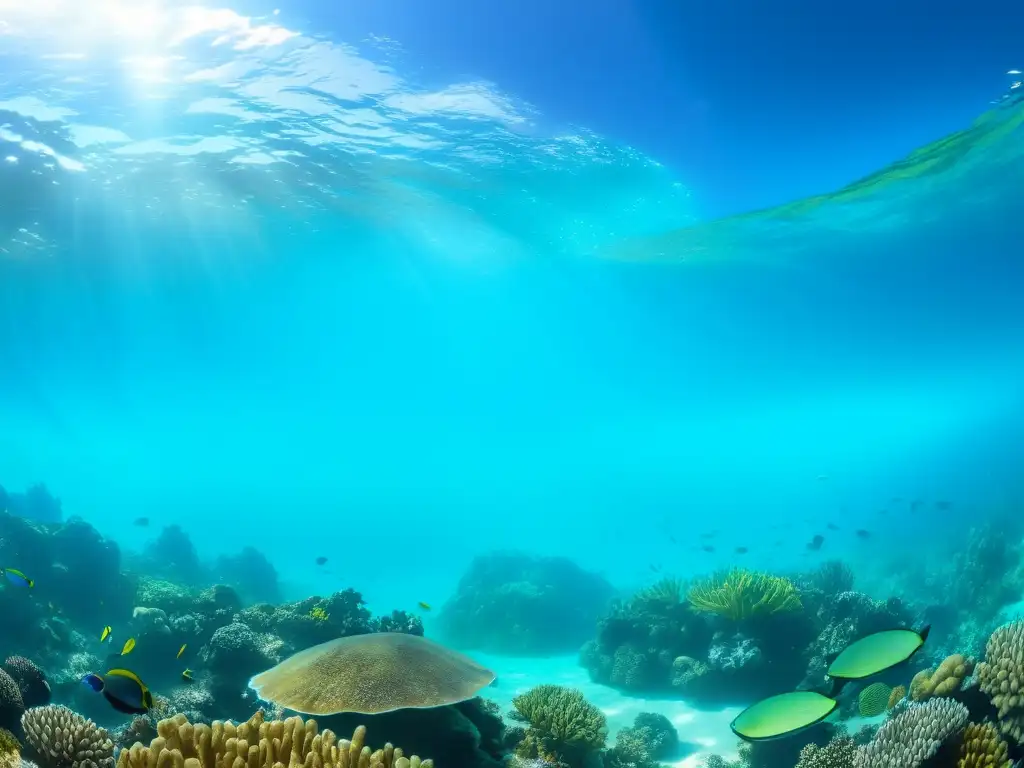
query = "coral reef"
xmin=116 ymin=710 xmax=432 ymax=768
xmin=858 ymin=683 xmax=891 ymax=717
xmin=606 ymin=713 xmax=678 ymax=768
xmin=910 ymin=654 xmax=975 ymax=701
xmin=3 ymin=660 xmax=50 ymax=710
xmin=795 ymin=736 xmax=856 ymax=768
xmin=510 ymin=685 xmax=607 ymax=768
xmin=0 ymin=672 xmax=24 ymax=736
xmin=438 ymin=552 xmax=613 ymax=656
xmin=886 ymin=685 xmax=906 ymax=710
xmin=20 ymin=705 xmax=115 ymax=768
xmin=0 ymin=485 xmax=62 ymax=524
xmin=688 ymin=570 xmax=802 ymax=620
xmin=976 ymin=619 xmax=1024 ymax=743
xmin=854 ymin=699 xmax=969 ymax=767
xmin=957 ymin=722 xmax=1012 ymax=768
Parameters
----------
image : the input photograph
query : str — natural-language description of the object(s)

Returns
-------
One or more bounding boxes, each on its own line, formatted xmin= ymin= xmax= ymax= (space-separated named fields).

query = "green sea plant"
xmin=632 ymin=576 xmax=686 ymax=607
xmin=511 ymin=684 xmax=608 ymax=766
xmin=687 ymin=569 xmax=801 ymax=620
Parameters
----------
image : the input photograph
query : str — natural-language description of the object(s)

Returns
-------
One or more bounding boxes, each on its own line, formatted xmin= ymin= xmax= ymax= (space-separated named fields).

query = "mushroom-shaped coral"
xmin=21 ymin=705 xmax=115 ymax=768
xmin=0 ymin=671 xmax=24 ymax=735
xmin=511 ymin=684 xmax=607 ymax=767
xmin=977 ymin=619 xmax=1024 ymax=743
xmin=853 ymin=699 xmax=969 ymax=768
xmin=909 ymin=654 xmax=975 ymax=701
xmin=795 ymin=736 xmax=855 ymax=768
xmin=957 ymin=722 xmax=1012 ymax=768
xmin=2 ymin=659 xmax=50 ymax=710
xmin=115 ymin=710 xmax=432 ymax=768
xmin=249 ymin=633 xmax=495 ymax=715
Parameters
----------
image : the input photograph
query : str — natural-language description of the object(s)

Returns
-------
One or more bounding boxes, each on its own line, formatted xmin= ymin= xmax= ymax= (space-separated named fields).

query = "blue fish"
xmin=1 ymin=567 xmax=34 ymax=588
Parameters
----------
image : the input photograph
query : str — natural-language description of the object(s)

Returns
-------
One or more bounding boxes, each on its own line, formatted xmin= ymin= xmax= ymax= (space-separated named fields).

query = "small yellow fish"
xmin=181 ymin=669 xmax=193 ymax=682
xmin=418 ymin=601 xmax=432 ymax=611
xmin=100 ymin=626 xmax=112 ymax=643
xmin=177 ymin=644 xmax=187 ymax=659
xmin=120 ymin=637 xmax=136 ymax=656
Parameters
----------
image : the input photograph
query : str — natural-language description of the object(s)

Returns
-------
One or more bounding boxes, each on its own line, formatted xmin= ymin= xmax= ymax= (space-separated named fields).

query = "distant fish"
xmin=1 ymin=567 xmax=34 ymax=588
xmin=1009 ymin=70 xmax=1022 ymax=75
xmin=816 ymin=475 xmax=828 ymax=481
xmin=700 ymin=531 xmax=718 ymax=539
xmin=911 ymin=500 xmax=923 ymax=511
xmin=418 ymin=601 xmax=432 ymax=611
xmin=649 ymin=563 xmax=662 ymax=573
xmin=668 ymin=535 xmax=678 ymax=545
xmin=100 ymin=626 xmax=113 ymax=643
xmin=878 ymin=509 xmax=888 ymax=515
xmin=315 ymin=556 xmax=328 ymax=566
xmin=177 ymin=644 xmax=187 ymax=659
xmin=935 ymin=501 xmax=951 ymax=511
xmin=891 ymin=497 xmax=903 ymax=503
xmin=182 ymin=668 xmax=194 ymax=682
xmin=735 ymin=546 xmax=748 ymax=555
xmin=807 ymin=535 xmax=824 ymax=551
xmin=826 ymin=523 xmax=839 ymax=531
xmin=855 ymin=529 xmax=871 ymax=539
xmin=82 ymin=668 xmax=153 ymax=714
xmin=133 ymin=517 xmax=150 ymax=527
xmin=731 ymin=690 xmax=837 ymax=742
xmin=702 ymin=545 xmax=715 ymax=553
xmin=120 ymin=638 xmax=136 ymax=656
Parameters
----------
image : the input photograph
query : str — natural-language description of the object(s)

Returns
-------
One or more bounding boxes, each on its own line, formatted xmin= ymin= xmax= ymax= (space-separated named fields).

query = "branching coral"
xmin=115 ymin=711 xmax=432 ymax=768
xmin=511 ymin=685 xmax=607 ymax=766
xmin=909 ymin=654 xmax=974 ymax=701
xmin=854 ymin=699 xmax=969 ymax=768
xmin=957 ymin=722 xmax=1011 ymax=768
xmin=795 ymin=736 xmax=855 ymax=768
xmin=687 ymin=569 xmax=801 ymax=620
xmin=21 ymin=705 xmax=115 ymax=768
xmin=633 ymin=578 xmax=686 ymax=608
xmin=976 ymin=619 xmax=1024 ymax=742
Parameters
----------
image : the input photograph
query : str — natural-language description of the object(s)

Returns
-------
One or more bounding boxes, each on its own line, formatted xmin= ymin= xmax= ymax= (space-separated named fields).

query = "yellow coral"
xmin=687 ymin=569 xmax=801 ymax=620
xmin=910 ymin=654 xmax=974 ymax=701
xmin=0 ymin=728 xmax=20 ymax=768
xmin=309 ymin=606 xmax=330 ymax=622
xmin=633 ymin=577 xmax=685 ymax=606
xmin=115 ymin=710 xmax=433 ymax=768
xmin=957 ymin=722 xmax=1012 ymax=768
xmin=887 ymin=685 xmax=906 ymax=710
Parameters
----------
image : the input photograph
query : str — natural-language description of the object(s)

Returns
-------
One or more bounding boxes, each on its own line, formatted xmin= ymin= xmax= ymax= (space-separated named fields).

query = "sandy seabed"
xmin=474 ymin=653 xmax=742 ymax=768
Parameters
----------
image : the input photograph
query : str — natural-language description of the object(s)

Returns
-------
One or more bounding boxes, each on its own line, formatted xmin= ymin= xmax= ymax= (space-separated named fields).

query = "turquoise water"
xmin=2 ymin=4 xmax=1023 ymax=616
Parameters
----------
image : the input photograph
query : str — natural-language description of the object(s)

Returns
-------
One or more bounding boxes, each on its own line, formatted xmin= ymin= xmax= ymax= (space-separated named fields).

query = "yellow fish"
xmin=121 ymin=637 xmax=136 ymax=656
xmin=177 ymin=644 xmax=187 ymax=659
xmin=181 ymin=669 xmax=194 ymax=682
xmin=418 ymin=601 xmax=432 ymax=611
xmin=100 ymin=626 xmax=112 ymax=643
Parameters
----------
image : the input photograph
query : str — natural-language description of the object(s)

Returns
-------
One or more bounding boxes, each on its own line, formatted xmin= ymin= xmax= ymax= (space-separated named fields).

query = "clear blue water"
xmin=1 ymin=3 xmax=1023 ymax=620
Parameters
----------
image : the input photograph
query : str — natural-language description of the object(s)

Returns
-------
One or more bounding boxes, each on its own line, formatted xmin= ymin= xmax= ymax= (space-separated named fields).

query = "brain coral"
xmin=854 ymin=699 xmax=969 ymax=768
xmin=858 ymin=683 xmax=892 ymax=717
xmin=977 ymin=619 xmax=1024 ymax=742
xmin=2 ymin=658 xmax=50 ymax=710
xmin=0 ymin=671 xmax=24 ymax=735
xmin=21 ymin=705 xmax=115 ymax=768
xmin=115 ymin=710 xmax=431 ymax=768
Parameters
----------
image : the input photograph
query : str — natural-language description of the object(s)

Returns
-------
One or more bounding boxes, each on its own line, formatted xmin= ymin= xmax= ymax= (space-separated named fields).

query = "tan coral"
xmin=115 ymin=711 xmax=433 ymax=768
xmin=909 ymin=654 xmax=975 ymax=701
xmin=887 ymin=685 xmax=906 ymax=710
xmin=977 ymin=620 xmax=1024 ymax=743
xmin=0 ymin=727 xmax=20 ymax=768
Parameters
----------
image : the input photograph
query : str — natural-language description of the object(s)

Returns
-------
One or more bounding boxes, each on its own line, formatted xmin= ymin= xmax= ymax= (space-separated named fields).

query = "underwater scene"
xmin=2 ymin=2 xmax=1024 ymax=768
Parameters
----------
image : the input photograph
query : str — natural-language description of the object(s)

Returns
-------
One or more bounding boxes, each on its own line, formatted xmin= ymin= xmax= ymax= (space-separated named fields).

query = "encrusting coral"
xmin=854 ymin=699 xmax=969 ymax=768
xmin=511 ymin=685 xmax=607 ymax=767
xmin=956 ymin=722 xmax=1012 ymax=768
xmin=687 ymin=569 xmax=801 ymax=620
xmin=909 ymin=653 xmax=975 ymax=701
xmin=21 ymin=705 xmax=115 ymax=768
xmin=976 ymin=619 xmax=1024 ymax=743
xmin=115 ymin=710 xmax=432 ymax=768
